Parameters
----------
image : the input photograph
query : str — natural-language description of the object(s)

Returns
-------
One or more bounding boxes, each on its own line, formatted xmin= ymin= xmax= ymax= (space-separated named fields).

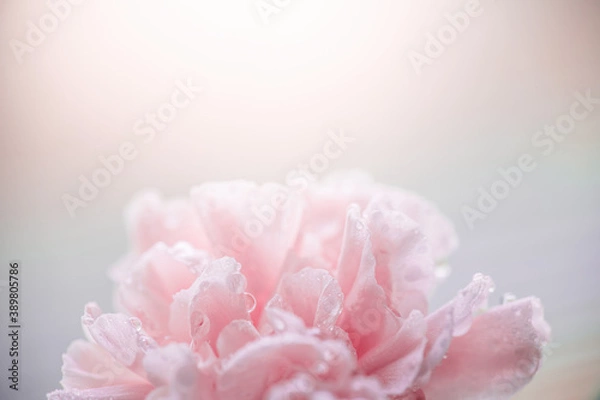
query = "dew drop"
xmin=244 ymin=292 xmax=257 ymax=313
xmin=271 ymin=317 xmax=286 ymax=332
xmin=137 ymin=335 xmax=156 ymax=353
xmin=502 ymin=292 xmax=517 ymax=305
xmin=81 ymin=316 xmax=95 ymax=326
xmin=129 ymin=317 xmax=142 ymax=332
xmin=434 ymin=264 xmax=451 ymax=280
xmin=323 ymin=349 xmax=334 ymax=362
xmin=312 ymin=361 xmax=329 ymax=376
xmin=295 ymin=374 xmax=315 ymax=392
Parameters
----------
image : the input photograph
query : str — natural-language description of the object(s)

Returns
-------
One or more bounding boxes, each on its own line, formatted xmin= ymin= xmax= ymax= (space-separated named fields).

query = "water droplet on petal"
xmin=434 ymin=264 xmax=451 ymax=279
xmin=271 ymin=317 xmax=286 ymax=332
xmin=312 ymin=361 xmax=329 ymax=376
xmin=129 ymin=317 xmax=142 ymax=332
xmin=502 ymin=292 xmax=517 ymax=305
xmin=244 ymin=292 xmax=257 ymax=313
xmin=137 ymin=335 xmax=157 ymax=353
xmin=295 ymin=374 xmax=315 ymax=392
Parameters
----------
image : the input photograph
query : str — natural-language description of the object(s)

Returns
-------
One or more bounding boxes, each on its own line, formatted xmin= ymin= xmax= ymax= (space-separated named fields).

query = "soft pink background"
xmin=1 ymin=1 xmax=599 ymax=399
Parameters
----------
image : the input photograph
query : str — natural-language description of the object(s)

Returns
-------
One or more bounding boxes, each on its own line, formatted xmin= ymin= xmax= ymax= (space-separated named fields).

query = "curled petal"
xmin=422 ymin=297 xmax=551 ymax=400
xmin=58 ymin=340 xmax=147 ymax=390
xmin=217 ymin=334 xmax=355 ymax=400
xmin=143 ymin=343 xmax=215 ymax=399
xmin=364 ymin=198 xmax=434 ymax=315
xmin=112 ymin=243 xmax=211 ymax=340
xmin=268 ymin=267 xmax=343 ymax=332
xmin=81 ymin=303 xmax=156 ymax=370
xmin=188 ymin=258 xmax=251 ymax=352
xmin=359 ymin=310 xmax=427 ymax=394
xmin=336 ymin=204 xmax=371 ymax=297
xmin=191 ymin=181 xmax=303 ymax=320
xmin=416 ymin=274 xmax=495 ymax=385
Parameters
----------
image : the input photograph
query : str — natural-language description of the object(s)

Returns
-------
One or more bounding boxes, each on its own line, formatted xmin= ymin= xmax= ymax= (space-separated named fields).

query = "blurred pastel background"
xmin=0 ymin=0 xmax=599 ymax=399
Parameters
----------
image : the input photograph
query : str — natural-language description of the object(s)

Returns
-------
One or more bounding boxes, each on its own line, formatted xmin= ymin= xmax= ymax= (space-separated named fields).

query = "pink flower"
xmin=49 ymin=174 xmax=550 ymax=400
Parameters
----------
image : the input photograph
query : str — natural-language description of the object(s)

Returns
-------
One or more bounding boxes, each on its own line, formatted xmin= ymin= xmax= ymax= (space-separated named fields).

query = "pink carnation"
xmin=49 ymin=174 xmax=550 ymax=400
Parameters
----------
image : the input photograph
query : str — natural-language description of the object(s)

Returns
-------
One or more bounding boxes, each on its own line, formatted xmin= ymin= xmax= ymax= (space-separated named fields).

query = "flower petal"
xmin=364 ymin=198 xmax=434 ymax=316
xmin=267 ymin=267 xmax=343 ymax=332
xmin=188 ymin=257 xmax=251 ymax=352
xmin=47 ymin=384 xmax=153 ymax=400
xmin=59 ymin=340 xmax=147 ymax=390
xmin=81 ymin=303 xmax=156 ymax=371
xmin=416 ymin=274 xmax=495 ymax=385
xmin=143 ymin=343 xmax=215 ymax=399
xmin=422 ymin=297 xmax=551 ymax=400
xmin=125 ymin=190 xmax=208 ymax=254
xmin=217 ymin=334 xmax=354 ymax=400
xmin=217 ymin=320 xmax=260 ymax=358
xmin=191 ymin=181 xmax=303 ymax=320
xmin=358 ymin=310 xmax=427 ymax=395
xmin=112 ymin=243 xmax=211 ymax=340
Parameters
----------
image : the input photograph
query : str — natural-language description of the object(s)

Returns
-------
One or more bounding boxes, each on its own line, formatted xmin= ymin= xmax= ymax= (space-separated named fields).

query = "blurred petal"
xmin=47 ymin=384 xmax=153 ymax=400
xmin=125 ymin=190 xmax=208 ymax=254
xmin=143 ymin=343 xmax=215 ymax=399
xmin=217 ymin=320 xmax=260 ymax=358
xmin=59 ymin=340 xmax=147 ymax=390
